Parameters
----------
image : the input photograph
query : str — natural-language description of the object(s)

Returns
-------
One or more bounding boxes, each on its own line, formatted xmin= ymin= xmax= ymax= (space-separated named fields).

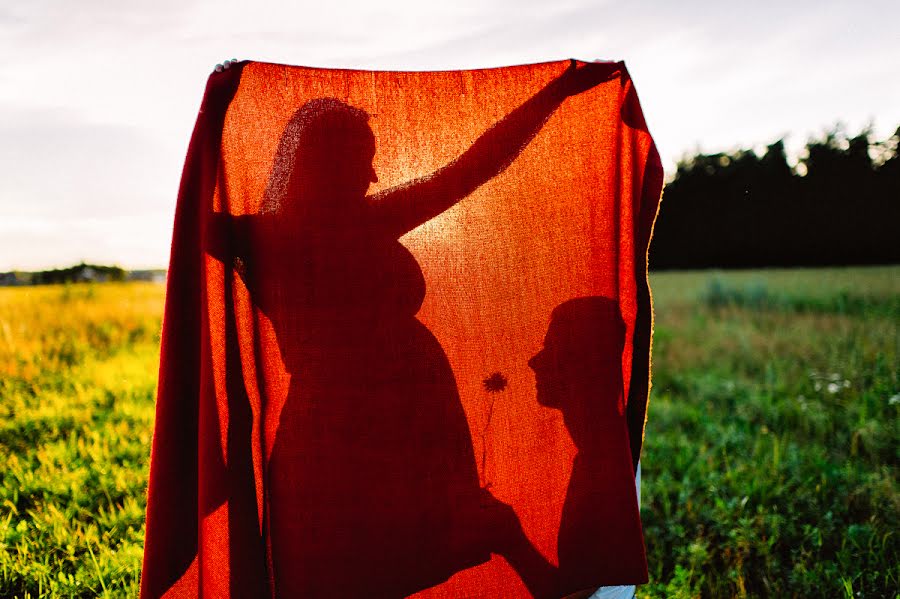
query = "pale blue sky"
xmin=3 ymin=0 xmax=898 ymax=270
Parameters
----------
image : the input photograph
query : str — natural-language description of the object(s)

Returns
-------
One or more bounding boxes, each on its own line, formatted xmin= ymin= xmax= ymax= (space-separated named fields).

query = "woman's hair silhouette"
xmin=261 ymin=98 xmax=377 ymax=220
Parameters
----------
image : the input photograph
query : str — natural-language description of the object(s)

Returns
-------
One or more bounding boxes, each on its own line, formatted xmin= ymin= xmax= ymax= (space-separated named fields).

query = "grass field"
xmin=0 ymin=267 xmax=897 ymax=598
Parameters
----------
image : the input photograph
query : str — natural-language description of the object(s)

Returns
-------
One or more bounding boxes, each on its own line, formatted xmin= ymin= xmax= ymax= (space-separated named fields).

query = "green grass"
xmin=0 ymin=284 xmax=161 ymax=598
xmin=0 ymin=268 xmax=897 ymax=597
xmin=641 ymin=266 xmax=899 ymax=598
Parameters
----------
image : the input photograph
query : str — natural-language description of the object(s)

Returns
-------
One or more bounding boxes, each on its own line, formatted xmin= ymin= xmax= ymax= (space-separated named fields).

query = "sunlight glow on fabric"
xmin=140 ymin=58 xmax=663 ymax=598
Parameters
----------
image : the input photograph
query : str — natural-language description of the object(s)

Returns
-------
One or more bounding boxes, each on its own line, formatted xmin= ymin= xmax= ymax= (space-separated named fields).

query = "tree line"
xmin=0 ymin=263 xmax=126 ymax=286
xmin=649 ymin=125 xmax=900 ymax=270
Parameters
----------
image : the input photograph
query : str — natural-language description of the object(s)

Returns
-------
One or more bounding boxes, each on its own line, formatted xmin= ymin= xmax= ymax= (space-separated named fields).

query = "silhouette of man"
xmin=528 ymin=297 xmax=647 ymax=596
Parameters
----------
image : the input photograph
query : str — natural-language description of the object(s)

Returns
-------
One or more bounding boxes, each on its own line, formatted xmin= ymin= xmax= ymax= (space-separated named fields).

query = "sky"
xmin=2 ymin=0 xmax=898 ymax=271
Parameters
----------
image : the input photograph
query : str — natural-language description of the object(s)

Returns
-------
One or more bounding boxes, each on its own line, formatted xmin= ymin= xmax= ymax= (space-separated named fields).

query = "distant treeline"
xmin=0 ymin=263 xmax=166 ymax=286
xmin=649 ymin=125 xmax=900 ymax=270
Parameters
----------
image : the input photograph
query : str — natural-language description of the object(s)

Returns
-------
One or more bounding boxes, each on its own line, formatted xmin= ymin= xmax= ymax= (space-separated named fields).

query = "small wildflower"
xmin=483 ymin=372 xmax=507 ymax=393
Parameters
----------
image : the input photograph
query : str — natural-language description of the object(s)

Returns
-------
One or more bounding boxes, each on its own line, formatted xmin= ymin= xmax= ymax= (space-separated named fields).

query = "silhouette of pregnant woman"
xmin=205 ymin=60 xmax=619 ymax=597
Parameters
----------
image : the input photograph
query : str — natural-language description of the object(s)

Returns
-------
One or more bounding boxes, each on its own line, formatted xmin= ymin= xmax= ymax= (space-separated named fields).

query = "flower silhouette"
xmin=483 ymin=372 xmax=508 ymax=393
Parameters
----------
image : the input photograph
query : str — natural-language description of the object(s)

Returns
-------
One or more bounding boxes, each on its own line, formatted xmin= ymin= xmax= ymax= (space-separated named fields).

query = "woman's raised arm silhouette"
xmin=206 ymin=60 xmax=619 ymax=260
xmin=367 ymin=60 xmax=620 ymax=238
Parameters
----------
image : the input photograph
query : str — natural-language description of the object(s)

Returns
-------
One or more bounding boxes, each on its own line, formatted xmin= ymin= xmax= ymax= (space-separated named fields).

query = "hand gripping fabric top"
xmin=140 ymin=58 xmax=663 ymax=599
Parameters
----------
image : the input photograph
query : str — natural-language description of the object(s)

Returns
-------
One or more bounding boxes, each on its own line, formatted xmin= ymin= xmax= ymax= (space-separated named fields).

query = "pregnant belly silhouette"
xmin=265 ymin=237 xmax=489 ymax=597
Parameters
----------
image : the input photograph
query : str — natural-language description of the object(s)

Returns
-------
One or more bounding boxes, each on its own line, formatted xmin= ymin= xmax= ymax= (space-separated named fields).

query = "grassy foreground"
xmin=642 ymin=267 xmax=898 ymax=598
xmin=0 ymin=268 xmax=897 ymax=597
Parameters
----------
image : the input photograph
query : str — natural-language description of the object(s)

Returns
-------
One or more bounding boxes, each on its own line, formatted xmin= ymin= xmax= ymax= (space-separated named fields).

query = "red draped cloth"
xmin=140 ymin=58 xmax=663 ymax=598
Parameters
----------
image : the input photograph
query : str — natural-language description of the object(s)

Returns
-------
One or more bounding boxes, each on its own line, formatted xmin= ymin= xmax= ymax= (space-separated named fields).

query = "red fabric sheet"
xmin=140 ymin=58 xmax=663 ymax=598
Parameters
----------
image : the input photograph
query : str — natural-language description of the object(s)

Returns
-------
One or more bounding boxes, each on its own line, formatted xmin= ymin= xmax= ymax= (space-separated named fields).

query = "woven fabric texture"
xmin=140 ymin=58 xmax=663 ymax=599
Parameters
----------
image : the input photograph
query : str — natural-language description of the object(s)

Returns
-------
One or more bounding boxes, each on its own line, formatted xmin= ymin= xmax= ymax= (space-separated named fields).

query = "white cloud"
xmin=1 ymin=0 xmax=898 ymax=269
